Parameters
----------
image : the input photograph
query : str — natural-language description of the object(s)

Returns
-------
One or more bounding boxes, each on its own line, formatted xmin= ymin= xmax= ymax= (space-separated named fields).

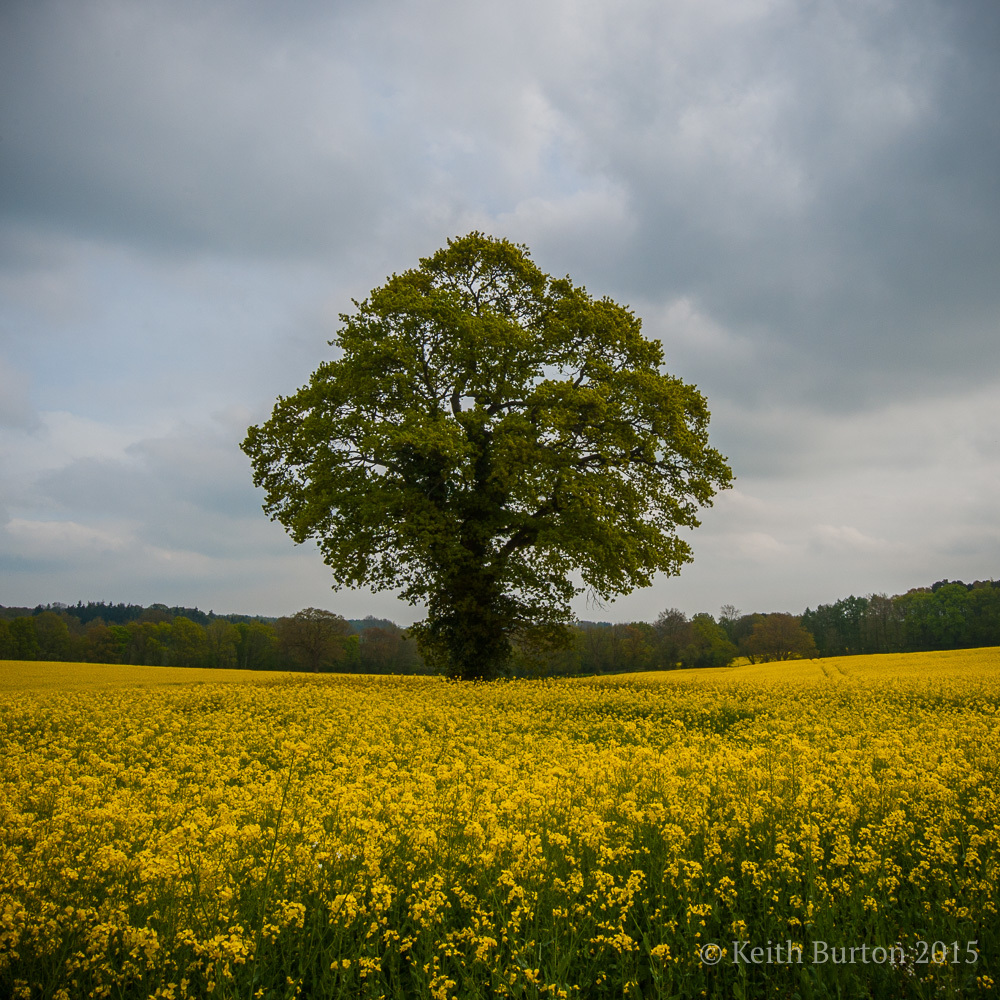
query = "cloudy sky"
xmin=2 ymin=0 xmax=998 ymax=624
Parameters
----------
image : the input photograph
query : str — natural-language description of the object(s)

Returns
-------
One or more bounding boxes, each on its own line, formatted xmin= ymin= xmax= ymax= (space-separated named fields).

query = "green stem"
xmin=247 ymin=754 xmax=297 ymax=1000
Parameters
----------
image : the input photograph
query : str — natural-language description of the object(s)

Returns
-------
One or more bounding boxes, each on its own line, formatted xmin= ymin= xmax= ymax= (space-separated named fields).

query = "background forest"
xmin=2 ymin=578 xmax=998 ymax=677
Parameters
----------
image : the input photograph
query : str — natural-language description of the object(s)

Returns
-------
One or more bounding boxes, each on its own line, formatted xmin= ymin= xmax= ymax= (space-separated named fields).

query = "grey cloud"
xmin=519 ymin=0 xmax=1000 ymax=408
xmin=0 ymin=356 xmax=37 ymax=429
xmin=1 ymin=0 xmax=998 ymax=619
xmin=1 ymin=1 xmax=396 ymax=258
xmin=7 ymin=0 xmax=996 ymax=390
xmin=35 ymin=417 xmax=276 ymax=558
xmin=708 ymin=380 xmax=1000 ymax=484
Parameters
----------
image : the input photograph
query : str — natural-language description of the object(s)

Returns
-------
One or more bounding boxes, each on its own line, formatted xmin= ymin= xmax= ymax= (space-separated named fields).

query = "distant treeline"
xmin=0 ymin=604 xmax=426 ymax=675
xmin=1 ymin=577 xmax=998 ymax=674
xmin=800 ymin=579 xmax=1000 ymax=657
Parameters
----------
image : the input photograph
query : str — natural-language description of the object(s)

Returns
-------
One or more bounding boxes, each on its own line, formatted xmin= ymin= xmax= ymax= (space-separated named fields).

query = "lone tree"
xmin=243 ymin=233 xmax=732 ymax=679
xmin=739 ymin=613 xmax=818 ymax=664
xmin=274 ymin=607 xmax=352 ymax=673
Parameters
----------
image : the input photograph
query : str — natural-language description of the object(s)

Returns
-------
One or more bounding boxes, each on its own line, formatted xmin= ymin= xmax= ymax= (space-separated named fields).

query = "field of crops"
xmin=1 ymin=650 xmax=998 ymax=999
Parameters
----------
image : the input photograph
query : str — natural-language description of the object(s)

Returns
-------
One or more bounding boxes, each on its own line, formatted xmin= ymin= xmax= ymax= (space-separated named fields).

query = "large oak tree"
xmin=243 ymin=233 xmax=732 ymax=679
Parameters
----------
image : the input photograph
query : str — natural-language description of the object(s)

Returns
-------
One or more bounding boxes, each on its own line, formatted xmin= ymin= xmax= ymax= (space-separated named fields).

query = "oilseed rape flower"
xmin=0 ymin=649 xmax=998 ymax=997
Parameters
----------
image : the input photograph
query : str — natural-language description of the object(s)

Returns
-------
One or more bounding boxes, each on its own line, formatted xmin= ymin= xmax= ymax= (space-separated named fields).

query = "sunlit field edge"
xmin=2 ymin=649 xmax=998 ymax=999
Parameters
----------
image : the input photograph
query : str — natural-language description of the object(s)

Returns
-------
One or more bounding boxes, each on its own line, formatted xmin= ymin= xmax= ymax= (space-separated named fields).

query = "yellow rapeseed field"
xmin=1 ymin=650 xmax=998 ymax=999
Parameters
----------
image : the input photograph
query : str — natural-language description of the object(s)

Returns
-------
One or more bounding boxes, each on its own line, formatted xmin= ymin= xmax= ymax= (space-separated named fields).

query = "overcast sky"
xmin=2 ymin=0 xmax=998 ymax=624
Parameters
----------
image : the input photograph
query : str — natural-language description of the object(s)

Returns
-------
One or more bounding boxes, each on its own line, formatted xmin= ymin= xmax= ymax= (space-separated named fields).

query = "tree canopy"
xmin=242 ymin=233 xmax=732 ymax=679
xmin=273 ymin=607 xmax=352 ymax=673
xmin=739 ymin=613 xmax=818 ymax=664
